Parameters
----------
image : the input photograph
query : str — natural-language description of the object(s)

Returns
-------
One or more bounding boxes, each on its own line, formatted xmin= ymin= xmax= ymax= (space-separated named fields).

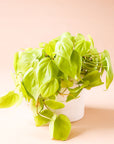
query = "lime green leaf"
xmin=15 ymin=48 xmax=44 ymax=74
xmin=16 ymin=51 xmax=36 ymax=74
xmin=54 ymin=34 xmax=73 ymax=77
xmin=40 ymin=109 xmax=53 ymax=119
xmin=82 ymin=70 xmax=104 ymax=88
xmin=37 ymin=57 xmax=59 ymax=87
xmin=44 ymin=42 xmax=55 ymax=57
xmin=88 ymin=35 xmax=94 ymax=48
xmin=61 ymin=80 xmax=73 ymax=88
xmin=60 ymin=32 xmax=74 ymax=41
xmin=48 ymin=95 xmax=56 ymax=100
xmin=45 ymin=99 xmax=65 ymax=109
xmin=54 ymin=56 xmax=71 ymax=77
xmin=68 ymin=82 xmax=89 ymax=93
xmin=75 ymin=33 xmax=85 ymax=41
xmin=67 ymin=82 xmax=89 ymax=102
xmin=23 ymin=67 xmax=40 ymax=100
xmin=34 ymin=109 xmax=53 ymax=126
xmin=20 ymin=82 xmax=31 ymax=101
xmin=82 ymin=70 xmax=101 ymax=82
xmin=30 ymin=99 xmax=36 ymax=114
xmin=74 ymin=34 xmax=91 ymax=56
xmin=31 ymin=48 xmax=45 ymax=60
xmin=70 ymin=50 xmax=82 ymax=79
xmin=75 ymin=40 xmax=91 ymax=56
xmin=55 ymin=35 xmax=73 ymax=60
xmin=34 ymin=115 xmax=50 ymax=126
xmin=101 ymin=50 xmax=113 ymax=89
xmin=40 ymin=79 xmax=59 ymax=97
xmin=0 ymin=91 xmax=20 ymax=108
xmin=37 ymin=58 xmax=59 ymax=97
xmin=41 ymin=40 xmax=57 ymax=57
xmin=66 ymin=92 xmax=80 ymax=102
xmin=49 ymin=114 xmax=71 ymax=141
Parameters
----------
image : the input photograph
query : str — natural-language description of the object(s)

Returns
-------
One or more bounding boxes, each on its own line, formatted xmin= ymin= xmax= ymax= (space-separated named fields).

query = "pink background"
xmin=0 ymin=0 xmax=114 ymax=144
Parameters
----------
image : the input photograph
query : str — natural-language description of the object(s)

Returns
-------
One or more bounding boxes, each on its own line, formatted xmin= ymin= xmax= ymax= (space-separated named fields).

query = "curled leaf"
xmin=101 ymin=50 xmax=113 ymax=89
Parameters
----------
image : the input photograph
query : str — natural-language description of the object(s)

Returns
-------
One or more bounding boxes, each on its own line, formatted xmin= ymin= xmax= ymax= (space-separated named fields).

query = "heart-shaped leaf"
xmin=49 ymin=114 xmax=71 ymax=141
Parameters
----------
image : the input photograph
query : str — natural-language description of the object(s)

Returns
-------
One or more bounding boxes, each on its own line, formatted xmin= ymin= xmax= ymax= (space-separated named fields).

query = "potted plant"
xmin=0 ymin=32 xmax=113 ymax=141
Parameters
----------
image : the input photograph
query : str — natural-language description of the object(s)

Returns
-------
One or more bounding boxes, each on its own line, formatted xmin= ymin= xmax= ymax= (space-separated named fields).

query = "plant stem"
xmin=36 ymin=98 xmax=51 ymax=121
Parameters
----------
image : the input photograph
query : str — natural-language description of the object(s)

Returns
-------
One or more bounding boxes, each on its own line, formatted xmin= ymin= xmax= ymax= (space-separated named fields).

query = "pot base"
xmin=55 ymin=94 xmax=85 ymax=122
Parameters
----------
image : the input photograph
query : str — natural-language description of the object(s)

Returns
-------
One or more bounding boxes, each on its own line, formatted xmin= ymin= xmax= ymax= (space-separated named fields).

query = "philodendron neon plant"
xmin=0 ymin=32 xmax=113 ymax=141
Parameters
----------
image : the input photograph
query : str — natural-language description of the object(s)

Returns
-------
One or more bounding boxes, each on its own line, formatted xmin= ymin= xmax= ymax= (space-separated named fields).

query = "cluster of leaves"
xmin=0 ymin=32 xmax=113 ymax=141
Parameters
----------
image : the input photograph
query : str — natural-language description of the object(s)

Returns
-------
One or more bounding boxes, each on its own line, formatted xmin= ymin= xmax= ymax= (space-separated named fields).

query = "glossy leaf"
xmin=37 ymin=58 xmax=59 ymax=97
xmin=54 ymin=34 xmax=73 ymax=76
xmin=70 ymin=50 xmax=82 ymax=79
xmin=54 ymin=56 xmax=71 ymax=77
xmin=23 ymin=67 xmax=40 ymax=100
xmin=0 ymin=91 xmax=20 ymax=108
xmin=14 ymin=48 xmax=44 ymax=74
xmin=49 ymin=114 xmax=71 ymax=141
xmin=55 ymin=34 xmax=73 ymax=59
xmin=37 ymin=57 xmax=59 ymax=86
xmin=40 ymin=78 xmax=59 ymax=97
xmin=75 ymin=40 xmax=91 ymax=56
xmin=74 ymin=34 xmax=91 ymax=56
xmin=41 ymin=40 xmax=57 ymax=57
xmin=75 ymin=33 xmax=85 ymax=41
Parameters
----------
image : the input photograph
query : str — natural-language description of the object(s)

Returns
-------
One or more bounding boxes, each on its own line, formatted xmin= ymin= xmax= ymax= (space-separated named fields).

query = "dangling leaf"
xmin=34 ymin=109 xmax=53 ymax=126
xmin=101 ymin=50 xmax=113 ymax=89
xmin=49 ymin=114 xmax=71 ymax=141
xmin=0 ymin=91 xmax=20 ymax=108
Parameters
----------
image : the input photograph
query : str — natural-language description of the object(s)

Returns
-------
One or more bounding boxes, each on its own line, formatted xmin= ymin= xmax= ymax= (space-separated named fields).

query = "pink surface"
xmin=0 ymin=0 xmax=114 ymax=144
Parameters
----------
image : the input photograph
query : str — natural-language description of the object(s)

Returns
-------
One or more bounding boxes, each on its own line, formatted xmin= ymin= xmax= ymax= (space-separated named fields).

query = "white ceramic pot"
xmin=55 ymin=90 xmax=85 ymax=122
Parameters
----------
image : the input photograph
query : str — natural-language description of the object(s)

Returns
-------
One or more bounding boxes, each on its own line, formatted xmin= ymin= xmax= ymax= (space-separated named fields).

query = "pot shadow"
xmin=68 ymin=107 xmax=114 ymax=140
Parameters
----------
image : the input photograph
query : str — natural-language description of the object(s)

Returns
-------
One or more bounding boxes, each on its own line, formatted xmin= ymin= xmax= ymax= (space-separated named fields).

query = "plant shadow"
xmin=68 ymin=107 xmax=114 ymax=140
